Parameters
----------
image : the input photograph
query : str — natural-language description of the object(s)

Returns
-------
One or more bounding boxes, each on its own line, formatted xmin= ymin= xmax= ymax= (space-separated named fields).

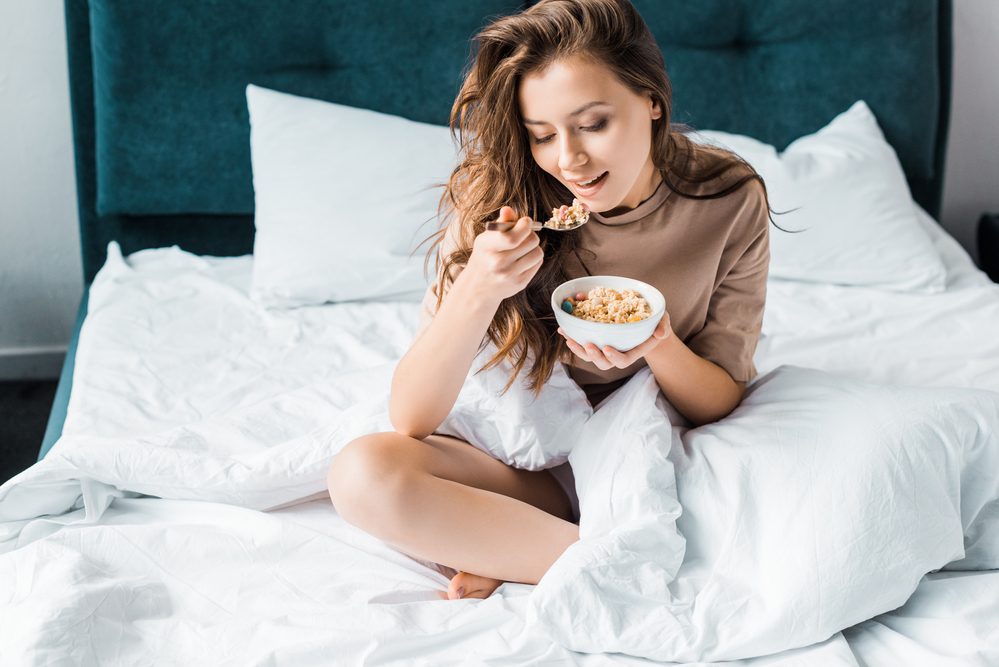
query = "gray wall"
xmin=0 ymin=0 xmax=82 ymax=379
xmin=940 ymin=0 xmax=999 ymax=256
xmin=1 ymin=0 xmax=997 ymax=379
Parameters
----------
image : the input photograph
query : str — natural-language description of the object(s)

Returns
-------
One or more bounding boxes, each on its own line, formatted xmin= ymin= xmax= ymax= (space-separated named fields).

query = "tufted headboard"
xmin=65 ymin=0 xmax=952 ymax=286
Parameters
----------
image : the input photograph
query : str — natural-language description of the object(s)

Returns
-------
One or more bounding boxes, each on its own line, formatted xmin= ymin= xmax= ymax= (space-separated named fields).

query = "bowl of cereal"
xmin=551 ymin=276 xmax=666 ymax=352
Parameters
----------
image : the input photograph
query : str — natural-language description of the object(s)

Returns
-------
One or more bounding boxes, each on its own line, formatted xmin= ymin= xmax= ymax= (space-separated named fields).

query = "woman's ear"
xmin=648 ymin=92 xmax=662 ymax=121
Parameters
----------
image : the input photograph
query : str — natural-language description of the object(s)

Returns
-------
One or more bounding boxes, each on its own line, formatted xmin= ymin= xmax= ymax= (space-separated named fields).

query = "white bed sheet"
xmin=2 ymin=203 xmax=998 ymax=665
xmin=756 ymin=203 xmax=999 ymax=391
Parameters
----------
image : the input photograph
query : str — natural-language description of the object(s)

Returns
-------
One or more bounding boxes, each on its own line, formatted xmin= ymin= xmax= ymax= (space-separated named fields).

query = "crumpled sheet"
xmin=4 ymin=352 xmax=999 ymax=663
xmin=3 ymin=244 xmax=999 ymax=662
xmin=442 ymin=357 xmax=999 ymax=662
xmin=4 ymin=349 xmax=999 ymax=663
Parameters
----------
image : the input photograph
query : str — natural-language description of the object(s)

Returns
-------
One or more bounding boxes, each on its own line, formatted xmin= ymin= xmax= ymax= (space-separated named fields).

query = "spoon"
xmin=485 ymin=199 xmax=590 ymax=232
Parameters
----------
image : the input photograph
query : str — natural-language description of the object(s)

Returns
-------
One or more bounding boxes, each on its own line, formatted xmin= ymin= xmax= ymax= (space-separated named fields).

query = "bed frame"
xmin=42 ymin=0 xmax=954 ymax=459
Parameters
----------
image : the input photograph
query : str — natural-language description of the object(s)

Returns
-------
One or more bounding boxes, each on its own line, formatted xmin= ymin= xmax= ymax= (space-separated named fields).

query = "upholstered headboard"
xmin=65 ymin=0 xmax=952 ymax=285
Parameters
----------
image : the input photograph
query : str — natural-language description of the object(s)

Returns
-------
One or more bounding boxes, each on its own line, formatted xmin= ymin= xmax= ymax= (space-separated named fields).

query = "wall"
xmin=0 ymin=0 xmax=82 ymax=379
xmin=940 ymin=0 xmax=999 ymax=257
xmin=0 ymin=0 xmax=996 ymax=379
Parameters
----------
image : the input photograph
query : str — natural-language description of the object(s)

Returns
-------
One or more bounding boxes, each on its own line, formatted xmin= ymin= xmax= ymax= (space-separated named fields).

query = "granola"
xmin=561 ymin=287 xmax=652 ymax=323
xmin=547 ymin=199 xmax=590 ymax=230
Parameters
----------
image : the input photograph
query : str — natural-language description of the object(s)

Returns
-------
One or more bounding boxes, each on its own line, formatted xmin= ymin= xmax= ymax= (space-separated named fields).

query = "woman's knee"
xmin=327 ymin=432 xmax=420 ymax=523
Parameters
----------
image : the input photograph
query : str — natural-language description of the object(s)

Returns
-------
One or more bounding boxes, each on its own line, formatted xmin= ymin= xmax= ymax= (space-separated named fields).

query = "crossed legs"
xmin=327 ymin=431 xmax=578 ymax=595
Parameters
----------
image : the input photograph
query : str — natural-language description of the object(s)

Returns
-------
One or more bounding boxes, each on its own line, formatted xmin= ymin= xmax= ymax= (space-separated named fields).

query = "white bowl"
xmin=551 ymin=275 xmax=666 ymax=352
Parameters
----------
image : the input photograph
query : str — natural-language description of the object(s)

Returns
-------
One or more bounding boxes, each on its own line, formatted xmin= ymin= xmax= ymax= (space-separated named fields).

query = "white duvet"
xmin=2 ymin=205 xmax=999 ymax=665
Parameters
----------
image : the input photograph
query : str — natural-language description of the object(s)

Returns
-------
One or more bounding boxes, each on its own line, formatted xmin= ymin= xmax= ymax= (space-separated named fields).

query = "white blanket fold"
xmin=527 ymin=365 xmax=999 ymax=662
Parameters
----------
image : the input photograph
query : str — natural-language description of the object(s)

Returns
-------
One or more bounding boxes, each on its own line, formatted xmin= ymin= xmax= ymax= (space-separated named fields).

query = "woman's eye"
xmin=532 ymin=119 xmax=607 ymax=145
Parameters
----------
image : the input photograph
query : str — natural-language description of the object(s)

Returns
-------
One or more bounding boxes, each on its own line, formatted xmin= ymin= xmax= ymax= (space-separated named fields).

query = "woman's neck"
xmin=600 ymin=163 xmax=663 ymax=218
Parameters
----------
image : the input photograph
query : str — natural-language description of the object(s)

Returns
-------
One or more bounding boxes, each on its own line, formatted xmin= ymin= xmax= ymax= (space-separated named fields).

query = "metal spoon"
xmin=485 ymin=200 xmax=590 ymax=232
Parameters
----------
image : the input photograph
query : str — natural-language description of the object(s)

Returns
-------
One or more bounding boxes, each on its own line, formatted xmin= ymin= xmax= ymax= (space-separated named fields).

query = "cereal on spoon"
xmin=546 ymin=198 xmax=589 ymax=230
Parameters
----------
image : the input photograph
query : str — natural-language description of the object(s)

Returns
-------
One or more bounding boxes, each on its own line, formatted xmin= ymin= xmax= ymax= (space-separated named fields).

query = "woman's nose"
xmin=557 ymin=134 xmax=587 ymax=172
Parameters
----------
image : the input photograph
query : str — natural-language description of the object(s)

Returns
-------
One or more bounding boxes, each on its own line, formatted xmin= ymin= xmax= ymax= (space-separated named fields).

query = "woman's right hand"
xmin=464 ymin=206 xmax=544 ymax=302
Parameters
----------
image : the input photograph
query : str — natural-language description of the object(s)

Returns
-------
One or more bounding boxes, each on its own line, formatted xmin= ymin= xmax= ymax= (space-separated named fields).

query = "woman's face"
xmin=518 ymin=56 xmax=662 ymax=215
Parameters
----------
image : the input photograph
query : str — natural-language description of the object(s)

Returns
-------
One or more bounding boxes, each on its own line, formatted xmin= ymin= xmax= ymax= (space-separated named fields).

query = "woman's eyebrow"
xmin=523 ymin=101 xmax=610 ymax=125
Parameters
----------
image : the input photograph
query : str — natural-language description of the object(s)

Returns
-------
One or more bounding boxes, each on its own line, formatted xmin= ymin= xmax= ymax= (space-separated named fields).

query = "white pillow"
xmin=691 ymin=101 xmax=948 ymax=293
xmin=246 ymin=84 xmax=457 ymax=307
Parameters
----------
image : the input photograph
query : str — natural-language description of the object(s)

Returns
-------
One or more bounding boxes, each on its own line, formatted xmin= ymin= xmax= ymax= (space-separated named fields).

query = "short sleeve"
xmin=685 ymin=185 xmax=770 ymax=383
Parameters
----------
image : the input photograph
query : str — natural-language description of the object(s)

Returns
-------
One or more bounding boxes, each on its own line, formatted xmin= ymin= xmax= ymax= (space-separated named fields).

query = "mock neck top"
xmin=587 ymin=177 xmax=672 ymax=226
xmin=561 ymin=174 xmax=770 ymax=408
xmin=419 ymin=170 xmax=771 ymax=411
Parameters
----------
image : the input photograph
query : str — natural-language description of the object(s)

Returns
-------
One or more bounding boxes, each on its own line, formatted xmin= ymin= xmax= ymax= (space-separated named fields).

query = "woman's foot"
xmin=446 ymin=570 xmax=504 ymax=600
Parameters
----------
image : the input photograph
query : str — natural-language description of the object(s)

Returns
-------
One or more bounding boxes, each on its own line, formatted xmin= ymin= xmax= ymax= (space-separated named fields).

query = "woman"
xmin=328 ymin=0 xmax=776 ymax=601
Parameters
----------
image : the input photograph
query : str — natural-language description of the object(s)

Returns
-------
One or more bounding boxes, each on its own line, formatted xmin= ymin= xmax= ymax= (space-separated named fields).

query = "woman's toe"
xmin=447 ymin=571 xmax=502 ymax=600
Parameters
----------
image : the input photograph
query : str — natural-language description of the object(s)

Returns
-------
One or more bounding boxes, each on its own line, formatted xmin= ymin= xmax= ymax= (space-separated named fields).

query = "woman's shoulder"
xmin=681 ymin=142 xmax=762 ymax=199
xmin=664 ymin=148 xmax=770 ymax=256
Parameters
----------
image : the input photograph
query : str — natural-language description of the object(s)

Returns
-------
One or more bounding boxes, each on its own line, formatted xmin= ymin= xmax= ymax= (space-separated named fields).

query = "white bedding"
xmin=2 ymin=204 xmax=999 ymax=665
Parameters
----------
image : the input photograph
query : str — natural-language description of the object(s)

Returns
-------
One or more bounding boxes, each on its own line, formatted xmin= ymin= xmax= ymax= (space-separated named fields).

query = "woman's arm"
xmin=391 ymin=209 xmax=542 ymax=439
xmin=390 ymin=271 xmax=502 ymax=440
xmin=558 ymin=318 xmax=745 ymax=427
xmin=644 ymin=337 xmax=744 ymax=426
xmin=651 ymin=185 xmax=768 ymax=425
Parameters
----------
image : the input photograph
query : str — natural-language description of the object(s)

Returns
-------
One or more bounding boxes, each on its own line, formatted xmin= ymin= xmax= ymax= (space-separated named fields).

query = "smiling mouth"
xmin=575 ymin=172 xmax=608 ymax=188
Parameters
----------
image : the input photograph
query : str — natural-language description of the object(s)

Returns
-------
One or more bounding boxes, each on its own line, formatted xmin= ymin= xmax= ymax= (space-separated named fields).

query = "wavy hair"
xmin=416 ymin=0 xmax=780 ymax=398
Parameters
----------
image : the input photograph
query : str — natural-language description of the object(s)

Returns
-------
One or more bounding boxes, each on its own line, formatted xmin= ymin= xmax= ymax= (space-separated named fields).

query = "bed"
xmin=4 ymin=0 xmax=999 ymax=664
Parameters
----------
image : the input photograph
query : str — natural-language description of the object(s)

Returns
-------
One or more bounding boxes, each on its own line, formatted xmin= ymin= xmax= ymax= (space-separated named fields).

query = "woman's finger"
xmin=601 ymin=345 xmax=631 ymax=368
xmin=656 ymin=312 xmax=671 ymax=337
xmin=583 ymin=343 xmax=613 ymax=370
xmin=564 ymin=337 xmax=597 ymax=364
xmin=560 ymin=331 xmax=617 ymax=370
xmin=631 ymin=338 xmax=658 ymax=359
xmin=568 ymin=342 xmax=590 ymax=363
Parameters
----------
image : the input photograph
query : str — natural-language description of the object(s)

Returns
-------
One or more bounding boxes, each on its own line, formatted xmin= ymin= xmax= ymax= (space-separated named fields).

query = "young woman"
xmin=327 ymin=0 xmax=775 ymax=602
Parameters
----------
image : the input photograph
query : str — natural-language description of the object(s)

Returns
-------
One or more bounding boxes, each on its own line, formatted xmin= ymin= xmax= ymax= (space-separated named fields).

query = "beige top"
xmin=418 ymin=174 xmax=770 ymax=409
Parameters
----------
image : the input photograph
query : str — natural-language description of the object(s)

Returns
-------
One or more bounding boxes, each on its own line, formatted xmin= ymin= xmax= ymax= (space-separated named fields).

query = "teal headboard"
xmin=65 ymin=0 xmax=953 ymax=285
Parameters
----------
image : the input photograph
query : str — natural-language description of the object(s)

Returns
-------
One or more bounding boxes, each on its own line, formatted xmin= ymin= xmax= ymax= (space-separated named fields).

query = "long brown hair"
xmin=417 ymin=0 xmax=777 ymax=397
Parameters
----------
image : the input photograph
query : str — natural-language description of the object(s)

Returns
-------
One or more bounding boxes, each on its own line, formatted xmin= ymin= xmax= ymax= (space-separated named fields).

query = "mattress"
xmin=1 ymin=202 xmax=998 ymax=665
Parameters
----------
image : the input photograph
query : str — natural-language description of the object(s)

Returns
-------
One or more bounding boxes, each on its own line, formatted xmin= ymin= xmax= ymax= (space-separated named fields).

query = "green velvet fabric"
xmin=90 ymin=0 xmax=524 ymax=217
xmin=629 ymin=0 xmax=948 ymax=214
xmin=68 ymin=0 xmax=950 ymax=284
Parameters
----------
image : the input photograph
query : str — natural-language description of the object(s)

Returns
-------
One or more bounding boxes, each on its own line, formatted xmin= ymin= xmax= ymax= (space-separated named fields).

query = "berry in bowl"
xmin=551 ymin=276 xmax=666 ymax=352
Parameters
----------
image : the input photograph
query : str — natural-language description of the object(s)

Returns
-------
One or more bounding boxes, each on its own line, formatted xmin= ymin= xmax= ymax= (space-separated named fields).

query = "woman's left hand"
xmin=558 ymin=312 xmax=672 ymax=370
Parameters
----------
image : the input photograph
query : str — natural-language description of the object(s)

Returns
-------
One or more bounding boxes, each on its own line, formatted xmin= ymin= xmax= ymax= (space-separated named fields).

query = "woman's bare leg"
xmin=327 ymin=432 xmax=578 ymax=591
